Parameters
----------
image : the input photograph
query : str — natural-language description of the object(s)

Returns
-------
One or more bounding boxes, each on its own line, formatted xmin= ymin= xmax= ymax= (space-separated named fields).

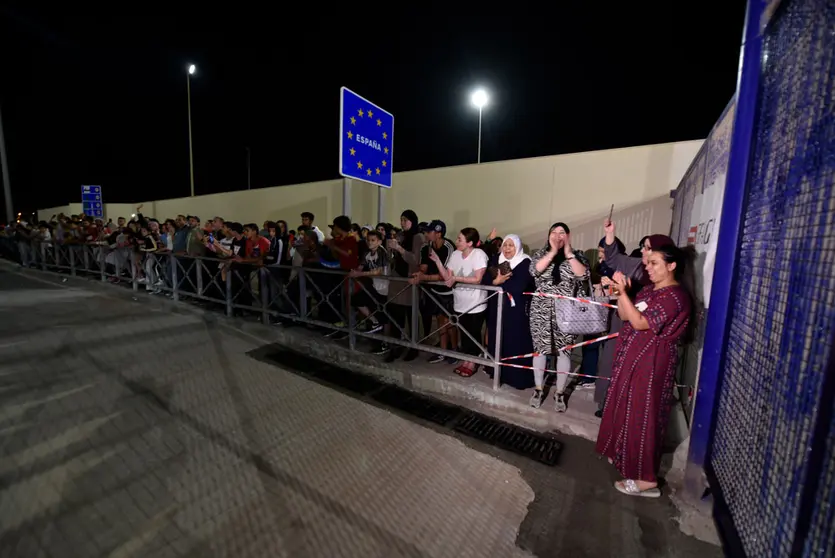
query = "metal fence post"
xmin=260 ymin=268 xmax=270 ymax=325
xmin=83 ymin=246 xmax=90 ymax=274
xmin=68 ymin=246 xmax=76 ymax=276
xmin=348 ymin=276 xmax=356 ymax=350
xmin=100 ymin=247 xmax=106 ymax=282
xmin=130 ymin=254 xmax=138 ymax=291
xmin=172 ymin=259 xmax=179 ymax=301
xmin=410 ymin=283 xmax=420 ymax=346
xmin=196 ymin=259 xmax=204 ymax=296
xmin=492 ymin=289 xmax=504 ymax=391
xmin=299 ymin=270 xmax=308 ymax=318
xmin=686 ymin=0 xmax=766 ymax=503
xmin=226 ymin=269 xmax=233 ymax=317
xmin=40 ymin=243 xmax=47 ymax=271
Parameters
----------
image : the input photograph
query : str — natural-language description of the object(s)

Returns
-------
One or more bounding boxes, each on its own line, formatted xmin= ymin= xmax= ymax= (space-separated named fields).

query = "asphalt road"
xmin=0 ymin=264 xmax=722 ymax=557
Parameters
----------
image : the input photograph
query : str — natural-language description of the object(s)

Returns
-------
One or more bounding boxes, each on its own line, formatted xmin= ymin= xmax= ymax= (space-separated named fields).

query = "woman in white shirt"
xmin=431 ymin=227 xmax=488 ymax=377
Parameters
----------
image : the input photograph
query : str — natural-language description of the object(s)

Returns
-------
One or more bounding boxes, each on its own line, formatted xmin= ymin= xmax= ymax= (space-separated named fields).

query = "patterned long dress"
xmin=595 ymin=284 xmax=691 ymax=482
xmin=528 ymin=249 xmax=590 ymax=355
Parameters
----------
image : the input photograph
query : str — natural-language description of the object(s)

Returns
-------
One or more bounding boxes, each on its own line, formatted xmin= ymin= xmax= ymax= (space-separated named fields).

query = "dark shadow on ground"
xmin=246 ymin=345 xmax=722 ymax=558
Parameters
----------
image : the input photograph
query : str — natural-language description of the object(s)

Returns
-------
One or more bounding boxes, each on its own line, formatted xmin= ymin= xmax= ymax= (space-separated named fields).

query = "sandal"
xmin=614 ymin=480 xmax=660 ymax=498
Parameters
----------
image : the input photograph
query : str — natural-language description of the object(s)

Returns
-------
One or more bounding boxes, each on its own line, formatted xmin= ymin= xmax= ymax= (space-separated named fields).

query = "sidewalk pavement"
xmin=2 ymin=261 xmax=722 ymax=552
xmin=244 ymin=321 xmax=605 ymax=442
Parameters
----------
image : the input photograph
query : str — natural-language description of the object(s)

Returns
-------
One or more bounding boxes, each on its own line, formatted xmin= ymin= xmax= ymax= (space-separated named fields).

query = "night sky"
xmin=0 ymin=3 xmax=747 ymax=216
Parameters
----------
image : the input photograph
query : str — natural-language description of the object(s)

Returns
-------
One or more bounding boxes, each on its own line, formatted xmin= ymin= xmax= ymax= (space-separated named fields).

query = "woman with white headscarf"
xmin=481 ymin=234 xmax=536 ymax=390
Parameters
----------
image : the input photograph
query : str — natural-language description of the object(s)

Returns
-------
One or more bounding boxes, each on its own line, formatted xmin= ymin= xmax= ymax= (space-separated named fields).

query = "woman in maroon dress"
xmin=595 ymin=244 xmax=693 ymax=497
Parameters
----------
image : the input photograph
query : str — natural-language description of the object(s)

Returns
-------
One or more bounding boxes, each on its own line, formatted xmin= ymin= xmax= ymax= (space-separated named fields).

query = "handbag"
xmin=488 ymin=261 xmax=512 ymax=278
xmin=553 ymin=275 xmax=610 ymax=335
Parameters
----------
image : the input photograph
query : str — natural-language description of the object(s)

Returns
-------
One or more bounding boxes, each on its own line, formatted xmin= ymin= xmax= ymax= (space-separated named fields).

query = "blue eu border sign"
xmin=339 ymin=87 xmax=394 ymax=189
xmin=81 ymin=185 xmax=103 ymax=219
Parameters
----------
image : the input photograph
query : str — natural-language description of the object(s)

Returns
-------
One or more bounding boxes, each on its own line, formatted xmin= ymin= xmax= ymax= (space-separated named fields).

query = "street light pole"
xmin=187 ymin=64 xmax=196 ymax=197
xmin=0 ymin=101 xmax=13 ymax=223
xmin=477 ymin=106 xmax=483 ymax=165
xmin=246 ymin=147 xmax=251 ymax=190
xmin=470 ymin=88 xmax=488 ymax=165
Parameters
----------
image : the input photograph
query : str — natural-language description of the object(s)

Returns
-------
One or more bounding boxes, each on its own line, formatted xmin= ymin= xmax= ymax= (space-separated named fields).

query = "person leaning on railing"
xmin=138 ymin=224 xmax=161 ymax=292
xmin=481 ymin=234 xmax=536 ymax=390
xmin=226 ymin=223 xmax=269 ymax=309
xmin=412 ymin=220 xmax=459 ymax=365
xmin=383 ymin=210 xmax=425 ymax=363
xmin=348 ymin=229 xmax=389 ymax=344
xmin=432 ymin=227 xmax=489 ymax=377
xmin=204 ymin=221 xmax=242 ymax=285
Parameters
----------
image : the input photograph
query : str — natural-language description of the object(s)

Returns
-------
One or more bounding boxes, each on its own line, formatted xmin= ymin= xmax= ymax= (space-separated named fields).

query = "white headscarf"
xmin=498 ymin=234 xmax=529 ymax=270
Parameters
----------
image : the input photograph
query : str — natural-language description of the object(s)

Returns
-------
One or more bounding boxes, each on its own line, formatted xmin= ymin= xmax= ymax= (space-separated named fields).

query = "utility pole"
xmin=0 ymin=101 xmax=13 ymax=223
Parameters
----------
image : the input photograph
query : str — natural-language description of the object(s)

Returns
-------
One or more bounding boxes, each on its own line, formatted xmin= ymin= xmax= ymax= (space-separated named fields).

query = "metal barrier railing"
xmin=18 ymin=240 xmax=508 ymax=389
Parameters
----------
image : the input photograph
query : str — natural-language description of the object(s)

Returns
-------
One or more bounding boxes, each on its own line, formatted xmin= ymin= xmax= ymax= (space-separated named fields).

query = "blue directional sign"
xmin=81 ymin=185 xmax=104 ymax=219
xmin=339 ymin=87 xmax=394 ymax=189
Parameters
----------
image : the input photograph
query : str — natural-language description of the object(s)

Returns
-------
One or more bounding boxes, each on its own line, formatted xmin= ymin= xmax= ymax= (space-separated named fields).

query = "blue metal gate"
xmin=694 ymin=0 xmax=835 ymax=555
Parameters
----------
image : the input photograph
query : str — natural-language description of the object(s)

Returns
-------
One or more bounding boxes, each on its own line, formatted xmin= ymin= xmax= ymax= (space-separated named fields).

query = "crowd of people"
xmin=1 ymin=205 xmax=695 ymax=498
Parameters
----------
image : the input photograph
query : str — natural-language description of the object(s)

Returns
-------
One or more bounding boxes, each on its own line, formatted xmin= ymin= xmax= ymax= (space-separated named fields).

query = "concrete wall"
xmin=39 ymin=140 xmax=702 ymax=249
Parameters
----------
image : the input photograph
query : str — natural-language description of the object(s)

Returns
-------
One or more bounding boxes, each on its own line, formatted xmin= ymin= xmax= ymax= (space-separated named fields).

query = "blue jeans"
xmin=580 ymin=337 xmax=600 ymax=384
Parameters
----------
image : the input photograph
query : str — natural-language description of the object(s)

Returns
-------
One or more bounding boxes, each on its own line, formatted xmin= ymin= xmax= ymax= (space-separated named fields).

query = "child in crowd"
xmin=349 ymin=230 xmax=389 ymax=338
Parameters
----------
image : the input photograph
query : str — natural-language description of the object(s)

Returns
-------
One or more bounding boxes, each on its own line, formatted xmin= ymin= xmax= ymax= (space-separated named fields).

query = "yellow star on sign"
xmin=357 ymin=161 xmax=363 ymax=169
xmin=382 ymin=160 xmax=387 ymax=167
xmin=376 ymin=168 xmax=381 ymax=175
xmin=349 ymin=147 xmax=356 ymax=156
xmin=358 ymin=109 xmax=364 ymax=117
xmin=347 ymin=131 xmax=353 ymax=140
xmin=384 ymin=146 xmax=389 ymax=154
xmin=382 ymin=132 xmax=388 ymax=140
xmin=366 ymin=169 xmax=372 ymax=176
xmin=350 ymin=116 xmax=356 ymax=125
xmin=376 ymin=119 xmax=382 ymax=126
xmin=368 ymin=110 xmax=374 ymax=118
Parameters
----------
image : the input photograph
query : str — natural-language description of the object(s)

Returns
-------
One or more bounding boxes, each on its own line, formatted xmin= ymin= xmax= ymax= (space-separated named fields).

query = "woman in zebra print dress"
xmin=528 ymin=222 xmax=590 ymax=411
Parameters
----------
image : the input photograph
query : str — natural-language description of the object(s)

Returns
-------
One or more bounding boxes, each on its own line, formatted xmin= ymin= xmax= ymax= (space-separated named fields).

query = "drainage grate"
xmin=454 ymin=413 xmax=563 ymax=466
xmin=267 ymin=350 xmax=330 ymax=374
xmin=267 ymin=350 xmax=383 ymax=395
xmin=260 ymin=349 xmax=563 ymax=466
xmin=372 ymin=385 xmax=462 ymax=426
xmin=308 ymin=366 xmax=383 ymax=395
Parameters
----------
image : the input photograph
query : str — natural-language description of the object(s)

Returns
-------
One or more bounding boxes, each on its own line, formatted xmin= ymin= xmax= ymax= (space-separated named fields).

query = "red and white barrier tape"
xmin=500 ymin=332 xmax=619 ymax=361
xmin=501 ymin=292 xmax=693 ymax=392
xmin=561 ymin=332 xmax=620 ymax=352
xmin=498 ymin=361 xmax=693 ymax=393
xmin=524 ymin=291 xmax=618 ymax=310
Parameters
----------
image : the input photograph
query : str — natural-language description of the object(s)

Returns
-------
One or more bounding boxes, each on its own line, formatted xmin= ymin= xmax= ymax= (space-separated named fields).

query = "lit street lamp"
xmin=470 ymin=88 xmax=489 ymax=164
xmin=187 ymin=64 xmax=197 ymax=197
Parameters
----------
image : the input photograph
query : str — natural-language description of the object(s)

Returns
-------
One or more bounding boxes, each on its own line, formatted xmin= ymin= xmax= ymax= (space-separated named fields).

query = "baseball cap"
xmin=425 ymin=220 xmax=446 ymax=235
xmin=417 ymin=221 xmax=429 ymax=232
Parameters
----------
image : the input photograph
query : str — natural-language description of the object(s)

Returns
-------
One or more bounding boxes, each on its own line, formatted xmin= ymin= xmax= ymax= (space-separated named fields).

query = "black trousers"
xmin=387 ymin=304 xmax=413 ymax=339
xmin=459 ymin=311 xmax=486 ymax=357
xmin=230 ymin=263 xmax=254 ymax=307
xmin=351 ymin=283 xmax=389 ymax=325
